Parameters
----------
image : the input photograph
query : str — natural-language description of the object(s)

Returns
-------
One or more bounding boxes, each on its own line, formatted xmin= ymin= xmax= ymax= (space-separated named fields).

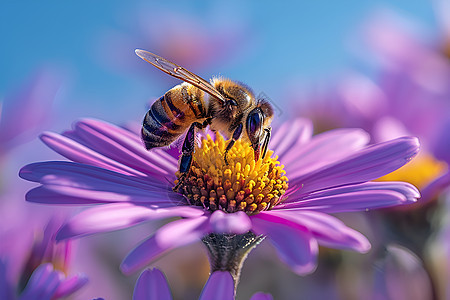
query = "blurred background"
xmin=1 ymin=1 xmax=449 ymax=299
xmin=1 ymin=1 xmax=439 ymax=124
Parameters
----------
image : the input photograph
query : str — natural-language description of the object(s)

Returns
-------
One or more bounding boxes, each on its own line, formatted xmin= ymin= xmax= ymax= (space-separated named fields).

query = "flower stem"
xmin=201 ymin=232 xmax=265 ymax=293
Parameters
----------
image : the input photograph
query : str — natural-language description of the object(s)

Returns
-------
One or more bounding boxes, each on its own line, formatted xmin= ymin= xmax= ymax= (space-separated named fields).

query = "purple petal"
xmin=19 ymin=263 xmax=63 ymax=300
xmin=65 ymin=119 xmax=178 ymax=177
xmin=133 ymin=268 xmax=172 ymax=300
xmin=421 ymin=171 xmax=450 ymax=202
xmin=21 ymin=161 xmax=144 ymax=187
xmin=0 ymin=260 xmax=13 ymax=300
xmin=374 ymin=244 xmax=433 ymax=300
xmin=289 ymin=137 xmax=420 ymax=194
xmin=53 ymin=274 xmax=88 ymax=298
xmin=432 ymin=118 xmax=450 ymax=164
xmin=303 ymin=181 xmax=419 ymax=202
xmin=269 ymin=118 xmax=313 ymax=158
xmin=41 ymin=131 xmax=146 ymax=177
xmin=209 ymin=210 xmax=252 ymax=234
xmin=25 ymin=186 xmax=119 ymax=205
xmin=250 ymin=292 xmax=274 ymax=300
xmin=279 ymin=190 xmax=410 ymax=212
xmin=262 ymin=210 xmax=370 ymax=252
xmin=284 ymin=181 xmax=419 ymax=207
xmin=25 ymin=185 xmax=175 ymax=205
xmin=251 ymin=213 xmax=318 ymax=275
xmin=20 ymin=161 xmax=178 ymax=205
xmin=21 ymin=161 xmax=171 ymax=190
xmin=56 ymin=204 xmax=204 ymax=240
xmin=121 ymin=216 xmax=209 ymax=274
xmin=199 ymin=271 xmax=234 ymax=300
xmin=283 ymin=128 xmax=370 ymax=175
xmin=73 ymin=120 xmax=178 ymax=167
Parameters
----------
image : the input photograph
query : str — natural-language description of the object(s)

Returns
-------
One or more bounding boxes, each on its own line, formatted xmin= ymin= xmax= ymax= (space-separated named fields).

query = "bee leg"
xmin=224 ymin=123 xmax=243 ymax=165
xmin=261 ymin=127 xmax=271 ymax=159
xmin=173 ymin=119 xmax=212 ymax=191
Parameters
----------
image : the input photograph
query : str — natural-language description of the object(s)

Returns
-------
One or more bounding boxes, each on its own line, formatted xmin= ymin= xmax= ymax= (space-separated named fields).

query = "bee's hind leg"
xmin=173 ymin=118 xmax=211 ymax=191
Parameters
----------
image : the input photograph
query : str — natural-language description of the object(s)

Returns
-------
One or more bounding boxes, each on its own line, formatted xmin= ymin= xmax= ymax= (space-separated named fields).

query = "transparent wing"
xmin=135 ymin=49 xmax=226 ymax=103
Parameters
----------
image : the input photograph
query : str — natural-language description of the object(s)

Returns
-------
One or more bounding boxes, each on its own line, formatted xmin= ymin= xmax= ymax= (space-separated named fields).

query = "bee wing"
xmin=135 ymin=49 xmax=226 ymax=103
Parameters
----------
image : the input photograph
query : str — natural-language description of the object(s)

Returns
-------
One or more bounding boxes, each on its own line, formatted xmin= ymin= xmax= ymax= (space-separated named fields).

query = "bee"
xmin=135 ymin=49 xmax=273 ymax=179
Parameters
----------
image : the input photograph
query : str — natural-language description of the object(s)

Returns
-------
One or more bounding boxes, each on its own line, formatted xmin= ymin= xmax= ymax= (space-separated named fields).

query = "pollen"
xmin=174 ymin=133 xmax=289 ymax=215
xmin=377 ymin=152 xmax=447 ymax=189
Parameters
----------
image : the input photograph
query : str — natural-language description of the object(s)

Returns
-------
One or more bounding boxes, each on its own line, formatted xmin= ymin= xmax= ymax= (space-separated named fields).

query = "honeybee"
xmin=135 ymin=49 xmax=273 ymax=177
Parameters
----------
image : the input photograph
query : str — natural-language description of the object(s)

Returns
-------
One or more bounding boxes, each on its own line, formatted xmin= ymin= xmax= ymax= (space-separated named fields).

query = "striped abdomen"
xmin=141 ymin=83 xmax=207 ymax=149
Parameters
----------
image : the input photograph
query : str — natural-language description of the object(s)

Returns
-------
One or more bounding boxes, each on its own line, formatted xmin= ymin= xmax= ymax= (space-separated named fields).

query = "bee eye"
xmin=246 ymin=109 xmax=263 ymax=143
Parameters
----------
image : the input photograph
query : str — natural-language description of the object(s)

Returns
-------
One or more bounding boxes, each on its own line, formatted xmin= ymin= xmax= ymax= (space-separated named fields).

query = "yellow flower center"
xmin=174 ymin=133 xmax=289 ymax=214
xmin=377 ymin=152 xmax=447 ymax=190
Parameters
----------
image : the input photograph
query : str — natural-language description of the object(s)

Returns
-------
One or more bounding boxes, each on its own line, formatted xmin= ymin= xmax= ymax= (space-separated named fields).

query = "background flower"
xmin=0 ymin=216 xmax=88 ymax=300
xmin=372 ymin=244 xmax=433 ymax=300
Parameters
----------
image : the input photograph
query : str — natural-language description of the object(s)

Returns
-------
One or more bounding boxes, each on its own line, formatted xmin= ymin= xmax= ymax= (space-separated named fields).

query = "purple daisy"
xmin=19 ymin=117 xmax=419 ymax=281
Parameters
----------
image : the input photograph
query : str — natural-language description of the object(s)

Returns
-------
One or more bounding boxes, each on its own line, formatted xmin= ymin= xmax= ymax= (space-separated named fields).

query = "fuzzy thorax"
xmin=174 ymin=133 xmax=289 ymax=214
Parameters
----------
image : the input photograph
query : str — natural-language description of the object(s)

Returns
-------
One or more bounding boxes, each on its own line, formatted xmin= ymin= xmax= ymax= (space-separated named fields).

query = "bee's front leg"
xmin=224 ymin=123 xmax=243 ymax=165
xmin=173 ymin=119 xmax=211 ymax=191
xmin=261 ymin=127 xmax=271 ymax=160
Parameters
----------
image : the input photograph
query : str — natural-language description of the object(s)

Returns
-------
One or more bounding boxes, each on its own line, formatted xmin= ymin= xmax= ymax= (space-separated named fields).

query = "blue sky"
xmin=0 ymin=1 xmax=438 ymax=123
